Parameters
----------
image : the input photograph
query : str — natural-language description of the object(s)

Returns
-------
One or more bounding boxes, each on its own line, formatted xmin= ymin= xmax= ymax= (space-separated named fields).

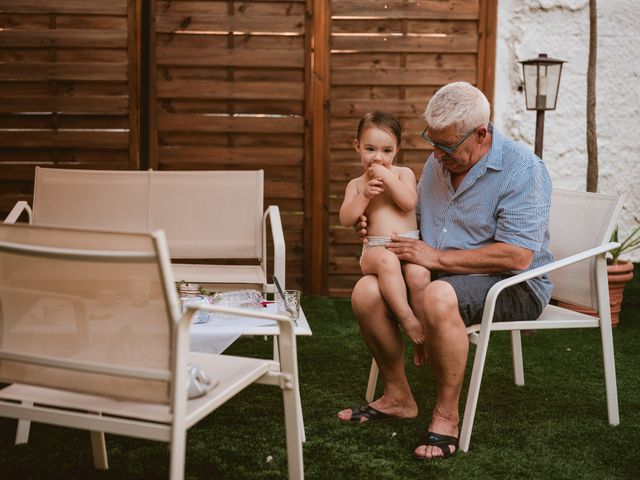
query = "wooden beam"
xmin=148 ymin=0 xmax=158 ymax=169
xmin=304 ymin=0 xmax=330 ymax=294
xmin=477 ymin=0 xmax=498 ymax=110
xmin=128 ymin=0 xmax=140 ymax=170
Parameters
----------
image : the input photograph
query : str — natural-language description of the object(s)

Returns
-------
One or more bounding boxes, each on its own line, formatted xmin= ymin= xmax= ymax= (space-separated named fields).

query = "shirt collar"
xmin=484 ymin=123 xmax=503 ymax=171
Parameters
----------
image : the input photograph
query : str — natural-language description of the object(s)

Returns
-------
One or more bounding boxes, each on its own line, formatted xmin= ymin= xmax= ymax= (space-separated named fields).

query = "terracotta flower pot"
xmin=558 ymin=260 xmax=634 ymax=326
xmin=607 ymin=260 xmax=634 ymax=326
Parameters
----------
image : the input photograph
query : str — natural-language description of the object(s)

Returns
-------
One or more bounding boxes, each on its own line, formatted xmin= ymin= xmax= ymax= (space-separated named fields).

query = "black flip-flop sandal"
xmin=339 ymin=405 xmax=399 ymax=423
xmin=413 ymin=431 xmax=459 ymax=460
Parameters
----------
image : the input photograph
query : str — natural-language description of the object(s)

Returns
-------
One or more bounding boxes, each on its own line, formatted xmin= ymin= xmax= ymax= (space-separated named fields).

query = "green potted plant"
xmin=606 ymin=225 xmax=640 ymax=325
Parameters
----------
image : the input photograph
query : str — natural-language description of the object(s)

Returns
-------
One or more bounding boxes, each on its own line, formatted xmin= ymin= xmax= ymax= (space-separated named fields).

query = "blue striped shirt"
xmin=417 ymin=124 xmax=553 ymax=307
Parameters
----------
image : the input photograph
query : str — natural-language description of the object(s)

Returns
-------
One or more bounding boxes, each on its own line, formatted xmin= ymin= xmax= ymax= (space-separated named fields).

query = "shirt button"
xmin=443 ymin=228 xmax=448 ymax=233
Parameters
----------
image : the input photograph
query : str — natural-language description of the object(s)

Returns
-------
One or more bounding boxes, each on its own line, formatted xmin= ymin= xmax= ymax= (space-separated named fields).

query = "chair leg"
xmin=169 ymin=429 xmax=187 ymax=480
xmin=459 ymin=330 xmax=492 ymax=452
xmin=365 ymin=359 xmax=379 ymax=404
xmin=272 ymin=335 xmax=280 ymax=363
xmin=294 ymin=383 xmax=306 ymax=444
xmin=600 ymin=323 xmax=620 ymax=425
xmin=510 ymin=330 xmax=525 ymax=386
xmin=275 ymin=335 xmax=306 ymax=442
xmin=90 ymin=430 xmax=109 ymax=470
xmin=14 ymin=401 xmax=32 ymax=445
xmin=282 ymin=383 xmax=305 ymax=479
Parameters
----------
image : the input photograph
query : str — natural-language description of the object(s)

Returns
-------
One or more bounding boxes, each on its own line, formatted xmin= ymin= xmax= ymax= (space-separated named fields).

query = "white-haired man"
xmin=338 ymin=81 xmax=553 ymax=460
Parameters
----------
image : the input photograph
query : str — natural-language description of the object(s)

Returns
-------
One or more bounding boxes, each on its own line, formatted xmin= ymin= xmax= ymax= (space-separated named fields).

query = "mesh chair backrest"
xmin=148 ymin=170 xmax=264 ymax=259
xmin=33 ymin=167 xmax=150 ymax=231
xmin=32 ymin=167 xmax=265 ymax=260
xmin=548 ymin=189 xmax=622 ymax=308
xmin=0 ymin=224 xmax=177 ymax=404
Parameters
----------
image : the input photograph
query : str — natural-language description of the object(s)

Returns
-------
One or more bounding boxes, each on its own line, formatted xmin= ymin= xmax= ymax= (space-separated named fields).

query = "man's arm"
xmin=387 ymin=238 xmax=534 ymax=273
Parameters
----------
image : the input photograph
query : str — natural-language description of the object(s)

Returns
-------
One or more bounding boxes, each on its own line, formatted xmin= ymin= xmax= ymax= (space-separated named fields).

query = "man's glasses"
xmin=420 ymin=127 xmax=478 ymax=154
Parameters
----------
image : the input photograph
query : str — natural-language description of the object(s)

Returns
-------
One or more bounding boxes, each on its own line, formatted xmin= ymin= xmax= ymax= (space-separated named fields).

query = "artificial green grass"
xmin=1 ymin=267 xmax=640 ymax=479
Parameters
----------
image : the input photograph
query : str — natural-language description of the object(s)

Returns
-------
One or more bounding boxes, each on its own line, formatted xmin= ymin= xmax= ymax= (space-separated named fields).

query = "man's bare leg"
xmin=338 ymin=275 xmax=418 ymax=422
xmin=361 ymin=248 xmax=425 ymax=344
xmin=414 ymin=280 xmax=469 ymax=458
xmin=403 ymin=263 xmax=431 ymax=365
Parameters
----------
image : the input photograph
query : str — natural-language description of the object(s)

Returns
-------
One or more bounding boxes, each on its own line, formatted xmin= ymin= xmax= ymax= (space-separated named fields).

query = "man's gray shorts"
xmin=433 ymin=273 xmax=544 ymax=326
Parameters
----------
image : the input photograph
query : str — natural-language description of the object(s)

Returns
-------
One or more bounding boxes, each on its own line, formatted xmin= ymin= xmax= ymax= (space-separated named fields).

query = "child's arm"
xmin=339 ymin=177 xmax=383 ymax=227
xmin=368 ymin=165 xmax=417 ymax=211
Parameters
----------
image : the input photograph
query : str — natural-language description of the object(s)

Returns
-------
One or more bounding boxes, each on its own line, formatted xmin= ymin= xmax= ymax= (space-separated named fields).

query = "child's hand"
xmin=363 ymin=177 xmax=384 ymax=199
xmin=368 ymin=164 xmax=388 ymax=179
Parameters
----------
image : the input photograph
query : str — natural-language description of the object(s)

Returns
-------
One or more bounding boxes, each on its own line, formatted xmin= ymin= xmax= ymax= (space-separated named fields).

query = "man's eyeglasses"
xmin=420 ymin=127 xmax=479 ymax=154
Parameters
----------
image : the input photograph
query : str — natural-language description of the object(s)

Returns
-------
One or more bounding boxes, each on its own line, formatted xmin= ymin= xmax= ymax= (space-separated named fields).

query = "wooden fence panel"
xmin=0 ymin=0 xmax=496 ymax=296
xmin=0 ymin=0 xmax=139 ymax=215
xmin=327 ymin=0 xmax=495 ymax=296
xmin=151 ymin=0 xmax=308 ymax=291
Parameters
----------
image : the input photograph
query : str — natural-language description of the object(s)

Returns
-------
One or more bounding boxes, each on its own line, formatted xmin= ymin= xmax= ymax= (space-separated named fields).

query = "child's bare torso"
xmin=355 ymin=167 xmax=418 ymax=237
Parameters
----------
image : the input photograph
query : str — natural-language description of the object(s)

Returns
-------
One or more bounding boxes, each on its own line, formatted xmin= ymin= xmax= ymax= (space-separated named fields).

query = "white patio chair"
xmin=5 ymin=167 xmax=306 ymax=443
xmin=365 ymin=188 xmax=623 ymax=452
xmin=4 ymin=167 xmax=286 ymax=293
xmin=0 ymin=223 xmax=304 ymax=479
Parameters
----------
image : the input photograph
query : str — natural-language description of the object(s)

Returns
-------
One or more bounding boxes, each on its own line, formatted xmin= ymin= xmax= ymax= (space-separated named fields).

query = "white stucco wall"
xmin=494 ymin=0 xmax=640 ymax=261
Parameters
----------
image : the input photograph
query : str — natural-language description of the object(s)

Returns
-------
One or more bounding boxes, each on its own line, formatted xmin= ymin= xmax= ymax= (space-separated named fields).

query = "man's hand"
xmin=387 ymin=236 xmax=439 ymax=269
xmin=354 ymin=214 xmax=368 ymax=243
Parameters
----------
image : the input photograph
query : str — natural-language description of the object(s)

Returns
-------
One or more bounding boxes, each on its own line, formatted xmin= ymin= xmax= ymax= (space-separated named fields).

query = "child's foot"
xmin=399 ymin=315 xmax=425 ymax=344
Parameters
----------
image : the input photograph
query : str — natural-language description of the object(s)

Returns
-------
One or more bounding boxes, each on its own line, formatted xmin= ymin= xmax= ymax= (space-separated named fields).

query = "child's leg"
xmin=361 ymin=247 xmax=425 ymax=344
xmin=403 ymin=263 xmax=431 ymax=364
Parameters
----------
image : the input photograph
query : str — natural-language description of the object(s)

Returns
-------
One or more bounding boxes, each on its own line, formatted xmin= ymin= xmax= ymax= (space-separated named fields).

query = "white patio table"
xmin=188 ymin=302 xmax=312 ymax=354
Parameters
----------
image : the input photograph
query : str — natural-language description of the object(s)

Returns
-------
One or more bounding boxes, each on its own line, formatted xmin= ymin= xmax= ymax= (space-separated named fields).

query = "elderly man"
xmin=337 ymin=81 xmax=553 ymax=460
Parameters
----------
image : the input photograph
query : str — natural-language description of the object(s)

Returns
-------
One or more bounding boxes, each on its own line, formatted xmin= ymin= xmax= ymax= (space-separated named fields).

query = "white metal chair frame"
xmin=365 ymin=189 xmax=623 ymax=452
xmin=0 ymin=225 xmax=304 ymax=479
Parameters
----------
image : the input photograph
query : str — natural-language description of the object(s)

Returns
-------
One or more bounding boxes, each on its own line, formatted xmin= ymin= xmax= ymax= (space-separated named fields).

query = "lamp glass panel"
xmin=523 ymin=64 xmax=539 ymax=110
xmin=543 ymin=64 xmax=562 ymax=109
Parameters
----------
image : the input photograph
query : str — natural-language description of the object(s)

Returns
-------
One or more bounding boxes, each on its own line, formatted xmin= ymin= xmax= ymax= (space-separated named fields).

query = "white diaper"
xmin=360 ymin=230 xmax=420 ymax=264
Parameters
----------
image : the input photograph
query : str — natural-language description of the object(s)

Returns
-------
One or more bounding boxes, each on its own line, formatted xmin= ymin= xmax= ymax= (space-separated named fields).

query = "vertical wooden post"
xmin=477 ymin=0 xmax=498 ymax=108
xmin=147 ymin=0 xmax=158 ymax=169
xmin=128 ymin=0 xmax=141 ymax=170
xmin=304 ymin=0 xmax=330 ymax=294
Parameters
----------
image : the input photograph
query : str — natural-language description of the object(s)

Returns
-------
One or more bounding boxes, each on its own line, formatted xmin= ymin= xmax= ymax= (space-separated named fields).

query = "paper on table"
xmin=189 ymin=310 xmax=277 ymax=354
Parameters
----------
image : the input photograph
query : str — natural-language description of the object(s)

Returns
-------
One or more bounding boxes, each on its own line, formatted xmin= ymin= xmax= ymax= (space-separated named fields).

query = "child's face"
xmin=354 ymin=127 xmax=399 ymax=171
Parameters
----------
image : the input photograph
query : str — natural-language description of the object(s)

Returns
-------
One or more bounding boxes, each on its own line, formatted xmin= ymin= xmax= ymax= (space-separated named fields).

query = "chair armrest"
xmin=263 ymin=205 xmax=286 ymax=292
xmin=4 ymin=201 xmax=33 ymax=224
xmin=478 ymin=241 xmax=620 ymax=329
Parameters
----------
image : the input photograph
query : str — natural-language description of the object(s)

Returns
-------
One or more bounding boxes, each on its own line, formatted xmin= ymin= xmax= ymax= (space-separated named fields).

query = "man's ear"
xmin=354 ymin=138 xmax=360 ymax=152
xmin=476 ymin=125 xmax=488 ymax=143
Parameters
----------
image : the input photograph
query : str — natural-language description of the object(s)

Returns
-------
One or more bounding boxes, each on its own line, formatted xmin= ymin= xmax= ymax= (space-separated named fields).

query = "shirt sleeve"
xmin=494 ymin=161 xmax=552 ymax=252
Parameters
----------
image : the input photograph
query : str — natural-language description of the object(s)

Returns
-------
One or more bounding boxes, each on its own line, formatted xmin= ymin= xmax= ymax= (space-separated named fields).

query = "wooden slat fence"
xmin=0 ymin=0 xmax=496 ymax=295
xmin=0 ymin=0 xmax=139 ymax=214
xmin=327 ymin=0 xmax=496 ymax=296
xmin=150 ymin=0 xmax=308 ymax=291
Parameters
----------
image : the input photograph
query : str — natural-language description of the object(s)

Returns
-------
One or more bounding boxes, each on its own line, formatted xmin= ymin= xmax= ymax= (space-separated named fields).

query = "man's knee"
xmin=422 ymin=280 xmax=460 ymax=324
xmin=352 ymin=275 xmax=384 ymax=314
